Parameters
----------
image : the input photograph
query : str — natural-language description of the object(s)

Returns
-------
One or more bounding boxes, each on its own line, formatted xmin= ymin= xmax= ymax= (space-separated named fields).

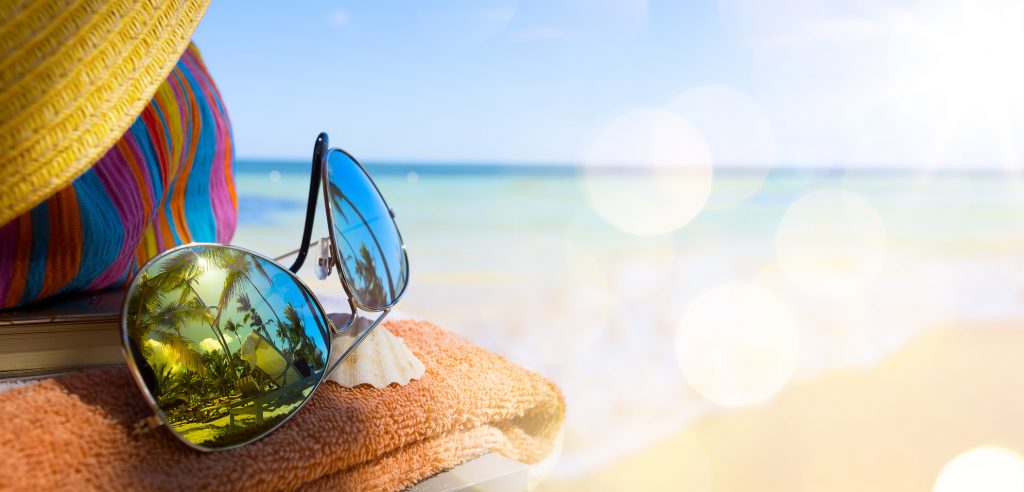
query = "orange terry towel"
xmin=0 ymin=321 xmax=565 ymax=491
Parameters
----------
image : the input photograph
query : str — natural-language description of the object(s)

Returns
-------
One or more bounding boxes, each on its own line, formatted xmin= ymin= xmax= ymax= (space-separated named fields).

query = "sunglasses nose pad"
xmin=314 ymin=236 xmax=333 ymax=280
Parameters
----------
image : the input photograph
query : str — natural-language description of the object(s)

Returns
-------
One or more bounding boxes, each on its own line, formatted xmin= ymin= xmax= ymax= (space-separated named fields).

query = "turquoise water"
xmin=234 ymin=161 xmax=1024 ymax=476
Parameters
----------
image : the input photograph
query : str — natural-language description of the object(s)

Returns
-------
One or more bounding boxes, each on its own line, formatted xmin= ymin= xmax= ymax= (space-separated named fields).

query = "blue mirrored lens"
xmin=324 ymin=149 xmax=408 ymax=309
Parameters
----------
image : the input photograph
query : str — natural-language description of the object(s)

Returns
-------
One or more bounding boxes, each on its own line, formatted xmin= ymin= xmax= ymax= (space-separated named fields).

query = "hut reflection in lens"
xmin=123 ymin=244 xmax=331 ymax=450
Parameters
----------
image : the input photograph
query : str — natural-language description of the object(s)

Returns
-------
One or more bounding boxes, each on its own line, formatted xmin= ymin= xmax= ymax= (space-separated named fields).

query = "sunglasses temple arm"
xmin=289 ymin=132 xmax=329 ymax=273
xmin=273 ymin=240 xmax=319 ymax=263
xmin=324 ymin=309 xmax=390 ymax=379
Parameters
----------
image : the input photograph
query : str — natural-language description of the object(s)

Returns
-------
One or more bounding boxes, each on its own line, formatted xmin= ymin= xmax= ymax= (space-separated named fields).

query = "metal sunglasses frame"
xmin=122 ymin=133 xmax=409 ymax=451
xmin=121 ymin=242 xmax=336 ymax=452
xmin=286 ymin=132 xmax=410 ymax=374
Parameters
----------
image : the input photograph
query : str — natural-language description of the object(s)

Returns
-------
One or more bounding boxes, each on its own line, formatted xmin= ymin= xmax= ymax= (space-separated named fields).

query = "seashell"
xmin=326 ymin=318 xmax=425 ymax=388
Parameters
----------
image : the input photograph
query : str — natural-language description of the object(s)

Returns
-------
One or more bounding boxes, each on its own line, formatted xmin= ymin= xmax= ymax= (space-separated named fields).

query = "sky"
xmin=192 ymin=0 xmax=1024 ymax=168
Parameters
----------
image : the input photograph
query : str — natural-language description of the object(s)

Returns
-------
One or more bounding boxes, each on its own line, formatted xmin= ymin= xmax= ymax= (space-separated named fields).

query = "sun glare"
xmin=889 ymin=0 xmax=1024 ymax=166
xmin=912 ymin=2 xmax=1024 ymax=112
xmin=934 ymin=447 xmax=1024 ymax=492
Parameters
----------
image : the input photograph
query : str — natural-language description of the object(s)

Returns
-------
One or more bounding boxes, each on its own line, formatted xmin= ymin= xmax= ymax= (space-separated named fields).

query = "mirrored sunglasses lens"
xmin=324 ymin=149 xmax=408 ymax=309
xmin=123 ymin=245 xmax=331 ymax=449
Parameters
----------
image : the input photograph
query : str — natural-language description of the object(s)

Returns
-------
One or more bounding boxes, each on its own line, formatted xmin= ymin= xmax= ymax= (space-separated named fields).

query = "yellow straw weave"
xmin=0 ymin=0 xmax=210 ymax=227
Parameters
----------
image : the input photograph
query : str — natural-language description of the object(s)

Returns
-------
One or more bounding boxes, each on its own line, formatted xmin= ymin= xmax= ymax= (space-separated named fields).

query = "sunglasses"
xmin=122 ymin=133 xmax=409 ymax=451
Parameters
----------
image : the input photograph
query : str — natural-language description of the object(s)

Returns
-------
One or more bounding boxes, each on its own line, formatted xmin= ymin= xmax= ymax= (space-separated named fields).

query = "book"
xmin=0 ymin=288 xmax=125 ymax=377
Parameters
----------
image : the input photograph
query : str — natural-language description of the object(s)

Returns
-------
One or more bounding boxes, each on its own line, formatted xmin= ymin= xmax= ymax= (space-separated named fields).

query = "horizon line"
xmin=234 ymin=158 xmax=1024 ymax=173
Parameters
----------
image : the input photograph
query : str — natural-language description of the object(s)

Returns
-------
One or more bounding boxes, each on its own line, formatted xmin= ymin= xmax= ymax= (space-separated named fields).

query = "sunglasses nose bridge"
xmin=314 ymin=236 xmax=334 ymax=280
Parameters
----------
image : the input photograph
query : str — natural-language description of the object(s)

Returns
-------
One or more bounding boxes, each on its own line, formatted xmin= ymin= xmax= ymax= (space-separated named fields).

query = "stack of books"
xmin=0 ymin=289 xmax=124 ymax=377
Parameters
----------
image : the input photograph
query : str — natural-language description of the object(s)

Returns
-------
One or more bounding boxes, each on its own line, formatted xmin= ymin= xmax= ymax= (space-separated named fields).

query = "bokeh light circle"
xmin=583 ymin=108 xmax=713 ymax=236
xmin=675 ymin=281 xmax=800 ymax=407
xmin=667 ymin=85 xmax=777 ymax=208
xmin=934 ymin=447 xmax=1024 ymax=492
xmin=775 ymin=187 xmax=887 ymax=300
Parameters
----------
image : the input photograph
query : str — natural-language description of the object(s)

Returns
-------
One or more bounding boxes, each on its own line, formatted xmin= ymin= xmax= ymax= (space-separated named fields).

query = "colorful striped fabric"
xmin=0 ymin=43 xmax=235 ymax=309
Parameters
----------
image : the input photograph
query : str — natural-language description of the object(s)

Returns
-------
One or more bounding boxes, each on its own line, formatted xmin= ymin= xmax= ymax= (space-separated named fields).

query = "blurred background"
xmin=194 ymin=1 xmax=1024 ymax=490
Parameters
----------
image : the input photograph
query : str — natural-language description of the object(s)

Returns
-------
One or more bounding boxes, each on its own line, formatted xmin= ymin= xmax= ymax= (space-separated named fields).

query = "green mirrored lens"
xmin=123 ymin=244 xmax=331 ymax=450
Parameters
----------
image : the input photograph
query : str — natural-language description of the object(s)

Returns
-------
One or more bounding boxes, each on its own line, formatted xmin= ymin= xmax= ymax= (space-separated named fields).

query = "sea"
xmin=233 ymin=160 xmax=1024 ymax=478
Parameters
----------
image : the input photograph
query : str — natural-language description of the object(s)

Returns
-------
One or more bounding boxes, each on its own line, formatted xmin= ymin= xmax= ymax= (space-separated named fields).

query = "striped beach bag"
xmin=0 ymin=44 xmax=236 ymax=309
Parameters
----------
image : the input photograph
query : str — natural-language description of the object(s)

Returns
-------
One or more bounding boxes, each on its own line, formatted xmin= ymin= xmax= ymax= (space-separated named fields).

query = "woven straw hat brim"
xmin=0 ymin=0 xmax=210 ymax=227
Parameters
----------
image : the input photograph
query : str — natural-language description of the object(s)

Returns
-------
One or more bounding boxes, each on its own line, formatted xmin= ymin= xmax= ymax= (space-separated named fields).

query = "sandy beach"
xmin=540 ymin=323 xmax=1024 ymax=491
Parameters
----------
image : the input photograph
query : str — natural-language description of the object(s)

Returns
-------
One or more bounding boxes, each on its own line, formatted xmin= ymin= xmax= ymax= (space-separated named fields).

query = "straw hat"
xmin=0 ymin=0 xmax=210 ymax=227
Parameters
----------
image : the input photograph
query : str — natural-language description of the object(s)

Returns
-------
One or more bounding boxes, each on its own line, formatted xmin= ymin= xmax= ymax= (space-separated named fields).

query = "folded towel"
xmin=0 ymin=321 xmax=564 ymax=491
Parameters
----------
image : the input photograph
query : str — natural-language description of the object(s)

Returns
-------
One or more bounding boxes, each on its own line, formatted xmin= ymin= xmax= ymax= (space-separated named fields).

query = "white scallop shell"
xmin=327 ymin=323 xmax=425 ymax=388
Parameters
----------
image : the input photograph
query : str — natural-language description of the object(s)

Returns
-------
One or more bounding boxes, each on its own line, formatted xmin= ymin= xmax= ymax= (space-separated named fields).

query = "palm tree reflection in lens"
xmin=126 ymin=245 xmax=330 ymax=449
xmin=326 ymin=179 xmax=399 ymax=309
